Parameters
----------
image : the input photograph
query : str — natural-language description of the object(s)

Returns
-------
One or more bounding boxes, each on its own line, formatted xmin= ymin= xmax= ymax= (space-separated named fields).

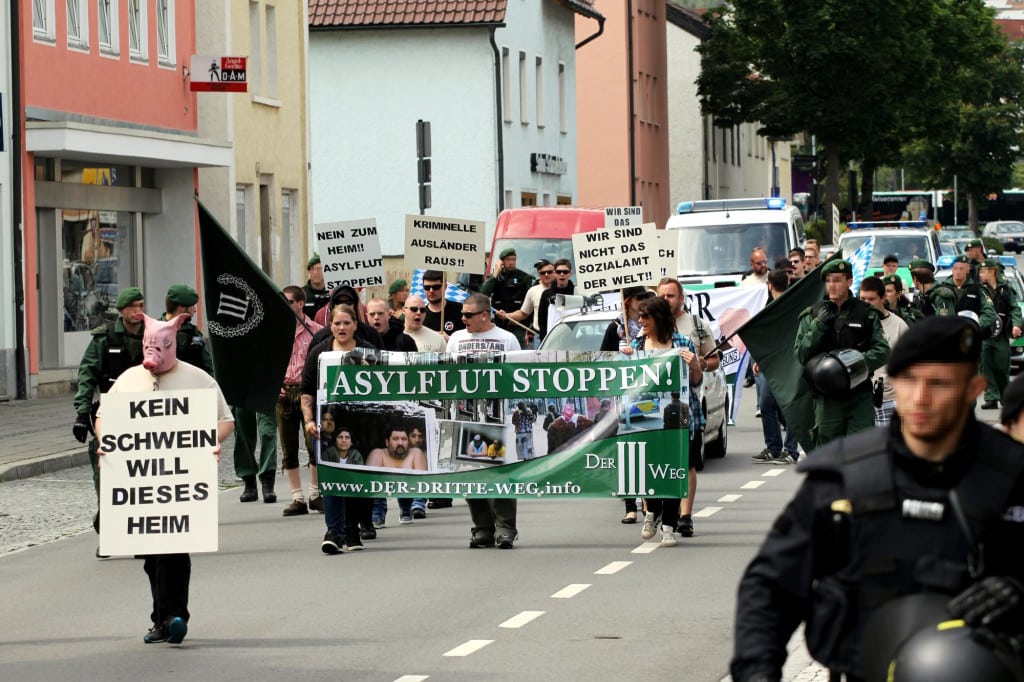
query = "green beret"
xmin=388 ymin=279 xmax=408 ymax=295
xmin=820 ymin=259 xmax=852 ymax=280
xmin=981 ymin=258 xmax=1002 ymax=269
xmin=115 ymin=287 xmax=144 ymax=309
xmin=967 ymin=238 xmax=984 ymax=249
xmin=881 ymin=274 xmax=903 ymax=290
xmin=909 ymin=258 xmax=935 ymax=272
xmin=952 ymin=254 xmax=970 ymax=265
xmin=499 ymin=248 xmax=516 ymax=259
xmin=166 ymin=284 xmax=198 ymax=307
xmin=887 ymin=316 xmax=980 ymax=377
xmin=307 ymin=254 xmax=321 ymax=269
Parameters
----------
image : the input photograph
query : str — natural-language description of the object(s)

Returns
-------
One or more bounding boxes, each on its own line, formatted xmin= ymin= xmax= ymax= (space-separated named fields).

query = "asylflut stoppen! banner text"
xmin=315 ymin=350 xmax=690 ymax=499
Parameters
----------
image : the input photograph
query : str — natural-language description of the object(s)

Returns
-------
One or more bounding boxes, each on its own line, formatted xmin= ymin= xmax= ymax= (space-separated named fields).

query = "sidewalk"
xmin=0 ymin=395 xmax=90 ymax=481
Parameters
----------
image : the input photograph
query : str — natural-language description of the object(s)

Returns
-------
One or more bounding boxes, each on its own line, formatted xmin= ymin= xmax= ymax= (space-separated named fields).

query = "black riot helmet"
xmin=888 ymin=620 xmax=1024 ymax=682
xmin=804 ymin=349 xmax=869 ymax=396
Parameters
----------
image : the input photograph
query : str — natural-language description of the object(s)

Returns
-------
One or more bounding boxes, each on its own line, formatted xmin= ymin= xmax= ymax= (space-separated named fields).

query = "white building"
xmin=307 ymin=0 xmax=601 ymax=275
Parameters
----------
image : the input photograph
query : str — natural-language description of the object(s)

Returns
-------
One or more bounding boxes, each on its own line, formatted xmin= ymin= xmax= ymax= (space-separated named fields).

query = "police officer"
xmin=980 ymin=258 xmax=1022 ymax=409
xmin=965 ymin=237 xmax=986 ymax=282
xmin=302 ymin=254 xmax=331 ymax=320
xmin=163 ymin=284 xmax=213 ymax=374
xmin=881 ymin=273 xmax=923 ymax=326
xmin=932 ymin=255 xmax=998 ymax=336
xmin=732 ymin=316 xmax=1024 ymax=682
xmin=908 ymin=258 xmax=941 ymax=317
xmin=480 ymin=248 xmax=534 ymax=345
xmin=72 ymin=287 xmax=146 ymax=539
xmin=795 ymin=259 xmax=890 ymax=446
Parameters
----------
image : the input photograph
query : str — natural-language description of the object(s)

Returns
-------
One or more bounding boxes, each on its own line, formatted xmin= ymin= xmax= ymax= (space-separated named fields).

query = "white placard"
xmin=572 ymin=223 xmax=659 ymax=294
xmin=314 ymin=218 xmax=385 ymax=289
xmin=604 ymin=206 xmax=644 ymax=229
xmin=656 ymin=231 xmax=677 ymax=279
xmin=404 ymin=214 xmax=486 ymax=274
xmin=99 ymin=389 xmax=219 ymax=556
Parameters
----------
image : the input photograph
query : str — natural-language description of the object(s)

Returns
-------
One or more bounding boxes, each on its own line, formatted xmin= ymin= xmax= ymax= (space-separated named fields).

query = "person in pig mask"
xmin=96 ymin=313 xmax=234 ymax=645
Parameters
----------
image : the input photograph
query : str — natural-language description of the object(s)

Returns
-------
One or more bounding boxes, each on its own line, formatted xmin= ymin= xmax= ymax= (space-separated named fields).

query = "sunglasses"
xmin=538 ymin=269 xmax=554 ymax=276
xmin=422 ymin=284 xmax=443 ymax=291
xmin=790 ymin=259 xmax=801 ymax=265
xmin=461 ymin=310 xmax=484 ymax=318
xmin=638 ymin=312 xmax=652 ymax=320
xmin=405 ymin=306 xmax=426 ymax=313
xmin=555 ymin=269 xmax=570 ymax=275
xmin=285 ymin=298 xmax=301 ymax=304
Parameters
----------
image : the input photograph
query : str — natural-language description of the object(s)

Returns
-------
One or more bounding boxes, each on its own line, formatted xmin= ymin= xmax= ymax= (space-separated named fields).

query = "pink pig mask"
xmin=142 ymin=313 xmax=189 ymax=374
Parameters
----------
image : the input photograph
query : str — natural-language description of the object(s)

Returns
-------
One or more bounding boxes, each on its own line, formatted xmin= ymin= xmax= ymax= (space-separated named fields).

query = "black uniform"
xmin=481 ymin=267 xmax=534 ymax=342
xmin=731 ymin=419 xmax=1024 ymax=681
xmin=538 ymin=280 xmax=574 ymax=341
xmin=302 ymin=281 xmax=331 ymax=320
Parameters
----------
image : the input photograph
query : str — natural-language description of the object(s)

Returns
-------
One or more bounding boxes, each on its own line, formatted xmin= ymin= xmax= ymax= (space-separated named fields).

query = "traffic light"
xmin=416 ymin=120 xmax=431 ymax=214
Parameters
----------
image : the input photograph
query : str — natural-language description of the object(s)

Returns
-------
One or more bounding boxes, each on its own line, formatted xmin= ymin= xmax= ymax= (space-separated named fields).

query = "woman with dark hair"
xmin=631 ymin=296 xmax=704 ymax=547
xmin=322 ymin=427 xmax=364 ymax=465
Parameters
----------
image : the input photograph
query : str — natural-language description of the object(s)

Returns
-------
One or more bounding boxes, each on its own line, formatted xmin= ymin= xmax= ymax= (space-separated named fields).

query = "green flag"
xmin=198 ymin=202 xmax=293 ymax=413
xmin=737 ymin=260 xmax=829 ymax=452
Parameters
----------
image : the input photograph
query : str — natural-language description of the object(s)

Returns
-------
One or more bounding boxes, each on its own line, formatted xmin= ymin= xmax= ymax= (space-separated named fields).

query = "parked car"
xmin=539 ymin=309 xmax=730 ymax=458
xmin=982 ymin=221 xmax=1024 ymax=254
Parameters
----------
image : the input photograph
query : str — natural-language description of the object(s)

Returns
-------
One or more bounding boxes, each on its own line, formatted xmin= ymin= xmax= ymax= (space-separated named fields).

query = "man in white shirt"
xmin=741 ymin=247 xmax=770 ymax=287
xmin=446 ymin=293 xmax=521 ymax=548
xmin=859 ymin=276 xmax=906 ymax=425
xmin=402 ymin=294 xmax=446 ymax=352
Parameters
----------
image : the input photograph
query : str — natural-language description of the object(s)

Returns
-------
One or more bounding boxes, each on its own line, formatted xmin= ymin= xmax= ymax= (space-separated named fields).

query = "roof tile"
xmin=309 ymin=0 xmax=509 ymax=28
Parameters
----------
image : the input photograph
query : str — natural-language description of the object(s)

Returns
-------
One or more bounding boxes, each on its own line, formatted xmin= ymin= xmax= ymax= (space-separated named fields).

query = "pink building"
xmin=15 ymin=0 xmax=230 ymax=397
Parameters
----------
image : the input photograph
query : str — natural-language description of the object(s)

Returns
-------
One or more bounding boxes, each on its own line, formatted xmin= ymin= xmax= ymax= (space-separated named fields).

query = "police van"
xmin=664 ymin=198 xmax=806 ymax=289
xmin=836 ymin=220 xmax=942 ymax=292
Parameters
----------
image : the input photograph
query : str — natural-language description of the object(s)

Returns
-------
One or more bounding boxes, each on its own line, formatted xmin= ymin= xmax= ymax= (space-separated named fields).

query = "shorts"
xmin=689 ymin=429 xmax=704 ymax=472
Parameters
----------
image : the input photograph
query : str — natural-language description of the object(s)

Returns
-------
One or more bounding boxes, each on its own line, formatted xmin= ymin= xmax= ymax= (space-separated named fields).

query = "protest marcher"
xmin=858 ymin=276 xmax=908 ymax=426
xmin=95 ymin=313 xmax=234 ymax=645
xmin=787 ymin=247 xmax=806 ymax=279
xmin=366 ymin=298 xmax=417 ymax=352
xmin=401 ymin=294 xmax=446 ymax=352
xmin=803 ymin=240 xmax=821 ymax=271
xmin=302 ymin=254 xmax=330 ymax=320
xmin=537 ymin=259 xmax=574 ymax=341
xmin=278 ymin=286 xmax=324 ymax=517
xmin=422 ymin=270 xmax=464 ymax=338
xmin=309 ymin=285 xmax=383 ymax=351
xmin=446 ymin=293 xmax=521 ymax=549
xmin=600 ymin=285 xmax=654 ymax=355
xmin=741 ymin=247 xmax=770 ymax=287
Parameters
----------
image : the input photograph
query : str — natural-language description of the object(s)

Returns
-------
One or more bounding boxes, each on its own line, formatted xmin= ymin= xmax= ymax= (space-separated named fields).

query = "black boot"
xmin=240 ymin=475 xmax=258 ymax=502
xmin=259 ymin=472 xmax=277 ymax=504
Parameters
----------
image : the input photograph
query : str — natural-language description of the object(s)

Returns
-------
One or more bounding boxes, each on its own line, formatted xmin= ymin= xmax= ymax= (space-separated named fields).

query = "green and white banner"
xmin=315 ymin=350 xmax=691 ymax=499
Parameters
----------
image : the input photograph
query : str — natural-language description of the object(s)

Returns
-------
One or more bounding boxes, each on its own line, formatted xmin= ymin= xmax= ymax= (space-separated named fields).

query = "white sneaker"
xmin=641 ymin=512 xmax=657 ymax=540
xmin=660 ymin=525 xmax=677 ymax=547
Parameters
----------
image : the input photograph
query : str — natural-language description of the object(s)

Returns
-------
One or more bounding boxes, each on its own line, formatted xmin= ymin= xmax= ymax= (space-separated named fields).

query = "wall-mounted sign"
xmin=530 ymin=153 xmax=567 ymax=175
xmin=190 ymin=55 xmax=248 ymax=92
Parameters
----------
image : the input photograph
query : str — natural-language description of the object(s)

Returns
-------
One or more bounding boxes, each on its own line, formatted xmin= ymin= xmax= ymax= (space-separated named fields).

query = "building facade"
xmin=18 ymin=0 xmax=230 ymax=397
xmin=1 ymin=0 xmax=15 ymax=399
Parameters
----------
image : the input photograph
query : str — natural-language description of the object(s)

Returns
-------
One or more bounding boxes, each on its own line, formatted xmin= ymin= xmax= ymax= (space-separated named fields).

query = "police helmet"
xmin=888 ymin=620 xmax=1024 ymax=682
xmin=804 ymin=350 xmax=869 ymax=395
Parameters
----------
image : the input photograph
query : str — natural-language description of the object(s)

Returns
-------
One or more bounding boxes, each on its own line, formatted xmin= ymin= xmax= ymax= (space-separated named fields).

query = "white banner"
xmin=655 ymin=231 xmax=677 ymax=279
xmin=572 ymin=223 xmax=659 ymax=294
xmin=315 ymin=218 xmax=385 ymax=289
xmin=99 ymin=389 xmax=219 ymax=556
xmin=404 ymin=214 xmax=486 ymax=274
xmin=685 ymin=285 xmax=768 ymax=377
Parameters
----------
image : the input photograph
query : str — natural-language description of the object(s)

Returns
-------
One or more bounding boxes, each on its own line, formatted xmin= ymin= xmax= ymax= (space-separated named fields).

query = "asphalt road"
xmin=1 ymin=391 xmax=820 ymax=681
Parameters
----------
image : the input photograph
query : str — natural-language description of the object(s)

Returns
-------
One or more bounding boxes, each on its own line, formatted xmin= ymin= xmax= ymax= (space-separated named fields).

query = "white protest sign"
xmin=604 ymin=206 xmax=644 ymax=228
xmin=572 ymin=223 xmax=659 ymax=294
xmin=404 ymin=214 xmax=486 ymax=274
xmin=656 ymin=231 xmax=677 ymax=278
xmin=314 ymin=218 xmax=385 ymax=289
xmin=99 ymin=389 xmax=219 ymax=556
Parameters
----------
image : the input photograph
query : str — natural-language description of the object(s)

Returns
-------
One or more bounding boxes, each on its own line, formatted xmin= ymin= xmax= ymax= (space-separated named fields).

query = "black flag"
xmin=198 ymin=201 xmax=292 ymax=412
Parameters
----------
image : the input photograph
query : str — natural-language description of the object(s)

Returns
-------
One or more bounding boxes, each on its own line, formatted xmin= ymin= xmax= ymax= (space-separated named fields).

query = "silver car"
xmin=983 ymin=221 xmax=1024 ymax=254
xmin=539 ymin=309 xmax=730 ymax=458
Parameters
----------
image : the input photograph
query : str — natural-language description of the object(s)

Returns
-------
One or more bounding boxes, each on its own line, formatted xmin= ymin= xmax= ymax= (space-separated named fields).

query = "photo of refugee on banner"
xmin=313 ymin=348 xmax=690 ymax=500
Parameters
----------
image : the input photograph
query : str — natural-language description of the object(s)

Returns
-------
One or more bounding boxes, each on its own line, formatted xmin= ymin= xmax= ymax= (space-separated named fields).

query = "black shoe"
xmin=321 ymin=530 xmax=342 ymax=555
xmin=259 ymin=473 xmax=277 ymax=503
xmin=411 ymin=508 xmax=427 ymax=519
xmin=677 ymin=515 xmax=694 ymax=538
xmin=981 ymin=400 xmax=999 ymax=410
xmin=166 ymin=616 xmax=187 ymax=644
xmin=359 ymin=528 xmax=377 ymax=540
xmin=344 ymin=534 xmax=364 ymax=551
xmin=743 ymin=377 xmax=756 ymax=388
xmin=496 ymin=533 xmax=516 ymax=549
xmin=308 ymin=496 xmax=324 ymax=513
xmin=427 ymin=499 xmax=453 ymax=509
xmin=469 ymin=532 xmax=495 ymax=548
xmin=239 ymin=475 xmax=258 ymax=502
xmin=144 ymin=623 xmax=168 ymax=643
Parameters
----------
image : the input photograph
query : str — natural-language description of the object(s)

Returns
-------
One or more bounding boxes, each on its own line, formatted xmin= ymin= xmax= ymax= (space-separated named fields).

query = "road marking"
xmin=762 ymin=469 xmax=786 ymax=477
xmin=718 ymin=494 xmax=742 ymax=502
xmin=394 ymin=677 xmax=429 ymax=682
xmin=631 ymin=542 xmax=659 ymax=554
xmin=443 ymin=640 xmax=494 ymax=657
xmin=499 ymin=610 xmax=545 ymax=628
xmin=693 ymin=506 xmax=721 ymax=518
xmin=551 ymin=583 xmax=591 ymax=599
xmin=595 ymin=561 xmax=632 ymax=575
xmin=741 ymin=480 xmax=766 ymax=489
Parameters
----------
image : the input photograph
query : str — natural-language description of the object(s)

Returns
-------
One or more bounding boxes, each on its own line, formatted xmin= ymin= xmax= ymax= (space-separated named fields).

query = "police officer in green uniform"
xmin=979 ymin=259 xmax=1022 ymax=409
xmin=795 ymin=259 xmax=890 ymax=447
xmin=162 ymin=284 xmax=213 ymax=375
xmin=732 ymin=316 xmax=1024 ymax=682
xmin=72 ymin=287 xmax=146 ymax=538
xmin=932 ymin=255 xmax=998 ymax=336
xmin=965 ymin=237 xmax=986 ymax=283
xmin=480 ymin=248 xmax=534 ymax=345
xmin=881 ymin=273 xmax=924 ymax=326
xmin=908 ymin=258 xmax=942 ymax=317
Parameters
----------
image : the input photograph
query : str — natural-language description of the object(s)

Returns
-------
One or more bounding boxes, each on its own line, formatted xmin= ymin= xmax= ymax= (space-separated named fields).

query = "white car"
xmin=539 ymin=309 xmax=730 ymax=458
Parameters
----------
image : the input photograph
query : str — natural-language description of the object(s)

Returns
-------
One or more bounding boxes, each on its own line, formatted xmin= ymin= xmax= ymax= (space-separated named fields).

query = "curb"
xmin=0 ymin=449 xmax=91 ymax=482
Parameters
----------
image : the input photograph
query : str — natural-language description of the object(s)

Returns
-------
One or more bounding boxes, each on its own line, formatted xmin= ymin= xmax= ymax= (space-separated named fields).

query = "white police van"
xmin=664 ymin=197 xmax=806 ymax=289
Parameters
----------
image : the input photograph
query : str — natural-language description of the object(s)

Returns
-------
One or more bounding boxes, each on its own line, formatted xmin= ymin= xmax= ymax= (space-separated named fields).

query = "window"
xmin=236 ymin=185 xmax=252 ymax=246
xmin=128 ymin=0 xmax=148 ymax=61
xmin=557 ymin=195 xmax=572 ymax=206
xmin=519 ymin=51 xmax=528 ymax=124
xmin=281 ymin=189 xmax=296 ymax=281
xmin=521 ymin=191 xmax=537 ymax=207
xmin=67 ymin=0 xmax=88 ymax=49
xmin=249 ymin=2 xmax=263 ymax=95
xmin=265 ymin=4 xmax=278 ymax=97
xmin=558 ymin=62 xmax=566 ymax=133
xmin=98 ymin=0 xmax=119 ymax=54
xmin=33 ymin=0 xmax=55 ymax=41
xmin=535 ymin=56 xmax=544 ymax=127
xmin=501 ymin=47 xmax=511 ymax=123
xmin=157 ymin=0 xmax=176 ymax=66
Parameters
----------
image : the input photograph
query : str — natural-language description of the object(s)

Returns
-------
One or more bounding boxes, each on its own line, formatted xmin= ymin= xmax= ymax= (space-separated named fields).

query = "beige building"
xmin=196 ymin=1 xmax=311 ymax=287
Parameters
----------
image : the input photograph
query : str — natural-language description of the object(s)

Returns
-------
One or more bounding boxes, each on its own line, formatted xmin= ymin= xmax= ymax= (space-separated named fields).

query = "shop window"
xmin=62 ymin=210 xmax=136 ymax=333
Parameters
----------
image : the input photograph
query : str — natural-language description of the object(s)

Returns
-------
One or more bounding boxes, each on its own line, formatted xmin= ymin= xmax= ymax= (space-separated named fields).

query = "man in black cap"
xmin=979 ymin=258 xmax=1022 ymax=409
xmin=908 ymin=258 xmax=941 ymax=317
xmin=163 ymin=284 xmax=213 ymax=374
xmin=302 ymin=254 xmax=330 ymax=320
xmin=732 ymin=316 xmax=1024 ymax=682
xmin=481 ymin=248 xmax=534 ymax=345
xmin=882 ymin=253 xmax=900 ymax=276
xmin=496 ymin=258 xmax=554 ymax=347
xmin=881 ymin=273 xmax=923 ymax=327
xmin=795 ymin=258 xmax=890 ymax=446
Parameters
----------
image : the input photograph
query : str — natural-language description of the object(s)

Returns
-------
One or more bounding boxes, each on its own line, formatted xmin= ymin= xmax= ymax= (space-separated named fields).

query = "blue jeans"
xmin=324 ymin=495 xmax=345 ymax=535
xmin=516 ymin=432 xmax=534 ymax=460
xmin=372 ymin=498 xmax=415 ymax=521
xmin=756 ymin=373 xmax=798 ymax=454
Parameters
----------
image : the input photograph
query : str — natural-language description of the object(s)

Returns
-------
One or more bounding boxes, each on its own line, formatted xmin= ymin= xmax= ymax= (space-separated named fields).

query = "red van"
xmin=486 ymin=207 xmax=605 ymax=274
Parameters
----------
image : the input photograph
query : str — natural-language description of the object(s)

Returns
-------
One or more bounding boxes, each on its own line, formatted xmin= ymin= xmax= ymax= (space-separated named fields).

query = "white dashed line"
xmin=499 ymin=610 xmax=545 ymax=628
xmin=741 ymin=480 xmax=766 ymax=489
xmin=693 ymin=506 xmax=722 ymax=518
xmin=394 ymin=676 xmax=429 ymax=682
xmin=595 ymin=561 xmax=632 ymax=575
xmin=631 ymin=542 xmax=659 ymax=554
xmin=762 ymin=469 xmax=786 ymax=477
xmin=718 ymin=494 xmax=742 ymax=502
xmin=443 ymin=640 xmax=494 ymax=657
xmin=551 ymin=583 xmax=591 ymax=599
